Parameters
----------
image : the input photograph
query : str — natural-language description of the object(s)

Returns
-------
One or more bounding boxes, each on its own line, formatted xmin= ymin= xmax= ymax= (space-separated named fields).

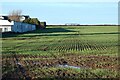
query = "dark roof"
xmin=21 ymin=15 xmax=30 ymax=19
xmin=1 ymin=16 xmax=9 ymax=20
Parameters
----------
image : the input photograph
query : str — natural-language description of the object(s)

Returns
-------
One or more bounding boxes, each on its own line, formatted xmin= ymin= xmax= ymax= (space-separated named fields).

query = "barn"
xmin=12 ymin=21 xmax=36 ymax=33
xmin=0 ymin=15 xmax=36 ymax=33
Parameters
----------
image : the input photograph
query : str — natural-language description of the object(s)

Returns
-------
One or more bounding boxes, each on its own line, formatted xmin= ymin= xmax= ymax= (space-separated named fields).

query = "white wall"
xmin=0 ymin=20 xmax=13 ymax=32
xmin=0 ymin=26 xmax=12 ymax=32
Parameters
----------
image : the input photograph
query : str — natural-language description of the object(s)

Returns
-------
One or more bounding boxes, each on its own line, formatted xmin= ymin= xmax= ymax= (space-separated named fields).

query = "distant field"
xmin=2 ymin=26 xmax=119 ymax=79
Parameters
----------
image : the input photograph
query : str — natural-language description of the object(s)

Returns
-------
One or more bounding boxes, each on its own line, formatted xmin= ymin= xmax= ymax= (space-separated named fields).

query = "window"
xmin=4 ymin=28 xmax=8 ymax=31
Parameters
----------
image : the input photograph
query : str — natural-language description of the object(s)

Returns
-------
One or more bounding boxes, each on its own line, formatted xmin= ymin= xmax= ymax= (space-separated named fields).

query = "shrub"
xmin=40 ymin=22 xmax=46 ymax=29
xmin=23 ymin=18 xmax=46 ymax=29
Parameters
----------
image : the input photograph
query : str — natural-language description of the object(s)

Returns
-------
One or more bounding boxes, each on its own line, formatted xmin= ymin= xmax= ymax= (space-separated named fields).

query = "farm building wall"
xmin=12 ymin=22 xmax=36 ymax=33
xmin=0 ymin=20 xmax=14 ymax=32
xmin=0 ymin=26 xmax=12 ymax=32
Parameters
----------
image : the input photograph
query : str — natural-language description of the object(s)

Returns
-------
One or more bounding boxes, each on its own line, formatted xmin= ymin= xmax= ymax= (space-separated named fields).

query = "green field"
xmin=2 ymin=26 xmax=119 ymax=79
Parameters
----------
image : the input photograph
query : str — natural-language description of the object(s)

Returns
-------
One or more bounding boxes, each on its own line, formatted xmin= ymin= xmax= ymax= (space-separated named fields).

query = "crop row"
xmin=49 ymin=39 xmax=108 ymax=52
xmin=2 ymin=38 xmax=117 ymax=54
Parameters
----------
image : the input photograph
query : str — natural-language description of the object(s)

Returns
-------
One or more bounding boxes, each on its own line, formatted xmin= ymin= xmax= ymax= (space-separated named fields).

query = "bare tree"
xmin=8 ymin=10 xmax=22 ymax=21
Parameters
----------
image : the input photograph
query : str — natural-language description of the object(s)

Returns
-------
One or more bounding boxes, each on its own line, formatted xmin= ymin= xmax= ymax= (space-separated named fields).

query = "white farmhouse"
xmin=0 ymin=19 xmax=14 ymax=32
xmin=0 ymin=16 xmax=36 ymax=33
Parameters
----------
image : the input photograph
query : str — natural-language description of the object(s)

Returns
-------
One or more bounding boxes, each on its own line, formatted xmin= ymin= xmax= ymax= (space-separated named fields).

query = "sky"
xmin=0 ymin=0 xmax=119 ymax=2
xmin=0 ymin=0 xmax=119 ymax=25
